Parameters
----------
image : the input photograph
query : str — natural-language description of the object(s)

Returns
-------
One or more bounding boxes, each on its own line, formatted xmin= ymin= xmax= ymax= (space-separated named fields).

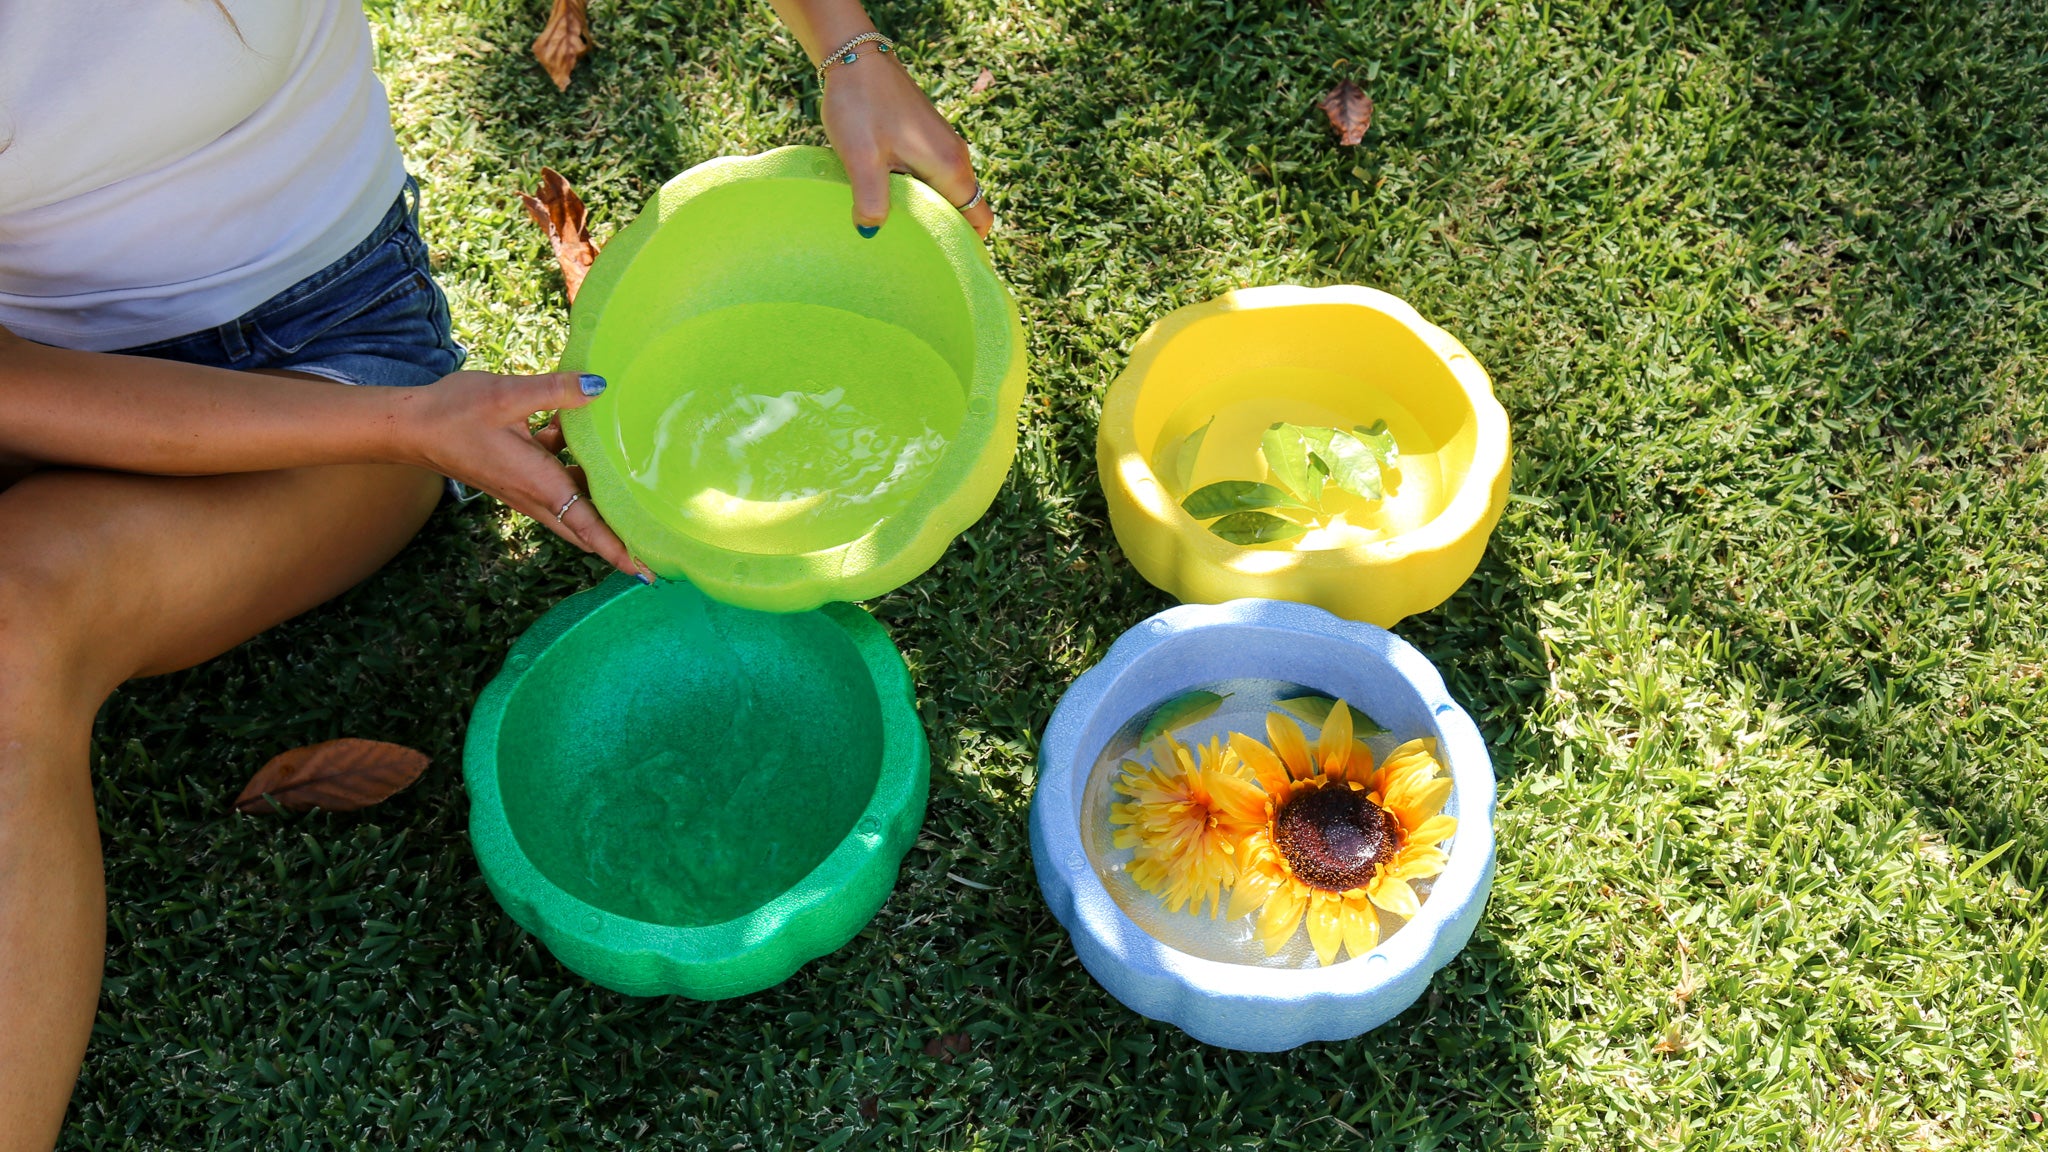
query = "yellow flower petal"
xmin=1390 ymin=777 xmax=1453 ymax=831
xmin=1306 ymin=892 xmax=1345 ymax=966
xmin=1255 ymin=883 xmax=1307 ymax=953
xmin=1226 ymin=861 xmax=1284 ymax=921
xmin=1340 ymin=898 xmax=1380 ymax=959
xmin=1388 ymin=844 xmax=1449 ymax=879
xmin=1404 ymin=813 xmax=1458 ymax=848
xmin=1346 ymin=739 xmax=1377 ymax=785
xmin=1368 ymin=874 xmax=1421 ymax=918
xmin=1374 ymin=739 xmax=1431 ymax=786
xmin=1266 ymin=712 xmax=1314 ymax=780
xmin=1318 ymin=699 xmax=1354 ymax=775
xmin=1230 ymin=732 xmax=1292 ymax=796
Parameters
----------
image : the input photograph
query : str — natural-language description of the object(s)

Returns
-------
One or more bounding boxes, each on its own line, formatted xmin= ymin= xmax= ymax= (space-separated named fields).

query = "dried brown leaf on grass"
xmin=234 ymin=739 xmax=430 ymax=815
xmin=518 ymin=168 xmax=600 ymax=303
xmin=1651 ymin=1019 xmax=1689 ymax=1055
xmin=923 ymin=1033 xmax=973 ymax=1063
xmin=971 ymin=67 xmax=994 ymax=94
xmin=1319 ymin=79 xmax=1373 ymax=146
xmin=532 ymin=0 xmax=592 ymax=91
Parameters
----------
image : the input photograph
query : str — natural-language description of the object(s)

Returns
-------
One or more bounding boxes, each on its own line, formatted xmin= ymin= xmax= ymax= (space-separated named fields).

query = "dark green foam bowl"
xmin=463 ymin=574 xmax=928 ymax=998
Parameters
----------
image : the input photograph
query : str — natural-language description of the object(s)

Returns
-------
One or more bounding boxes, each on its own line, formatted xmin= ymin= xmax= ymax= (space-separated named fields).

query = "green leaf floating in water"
xmin=1181 ymin=481 xmax=1307 ymax=520
xmin=1260 ymin=423 xmax=1321 ymax=505
xmin=1354 ymin=420 xmax=1400 ymax=471
xmin=1264 ymin=422 xmax=1398 ymax=504
xmin=1172 ymin=418 xmax=1213 ymax=494
xmin=1207 ymin=511 xmax=1307 ymax=545
xmin=1275 ymin=694 xmax=1390 ymax=735
xmin=1137 ymin=689 xmax=1230 ymax=746
xmin=1309 ymin=427 xmax=1385 ymax=501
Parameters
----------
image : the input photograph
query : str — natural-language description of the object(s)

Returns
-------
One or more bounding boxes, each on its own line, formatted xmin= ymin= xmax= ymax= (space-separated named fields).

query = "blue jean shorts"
xmin=115 ymin=176 xmax=466 ymax=387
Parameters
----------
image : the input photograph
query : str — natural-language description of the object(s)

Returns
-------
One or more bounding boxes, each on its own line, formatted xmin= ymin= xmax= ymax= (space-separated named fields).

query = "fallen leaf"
xmin=971 ymin=67 xmax=994 ymax=94
xmin=1170 ymin=417 xmax=1212 ymax=494
xmin=1319 ymin=79 xmax=1373 ymax=146
xmin=1181 ymin=480 xmax=1309 ymax=520
xmin=923 ymin=1033 xmax=973 ymax=1063
xmin=1207 ymin=510 xmax=1307 ymax=545
xmin=1138 ymin=689 xmax=1230 ymax=747
xmin=1672 ymin=956 xmax=1702 ymax=1006
xmin=234 ymin=739 xmax=430 ymax=815
xmin=857 ymin=1095 xmax=879 ymax=1121
xmin=1651 ymin=1020 xmax=1688 ymax=1055
xmin=532 ymin=0 xmax=592 ymax=91
xmin=518 ymin=168 xmax=600 ymax=303
xmin=1274 ymin=694 xmax=1390 ymax=735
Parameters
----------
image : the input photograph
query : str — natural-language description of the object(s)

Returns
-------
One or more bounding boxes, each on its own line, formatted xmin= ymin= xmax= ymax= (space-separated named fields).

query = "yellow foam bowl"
xmin=1097 ymin=285 xmax=1511 ymax=627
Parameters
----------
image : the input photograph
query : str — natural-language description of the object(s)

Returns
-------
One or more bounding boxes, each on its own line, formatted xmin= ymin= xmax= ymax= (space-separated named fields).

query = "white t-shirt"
xmin=0 ymin=0 xmax=407 ymax=351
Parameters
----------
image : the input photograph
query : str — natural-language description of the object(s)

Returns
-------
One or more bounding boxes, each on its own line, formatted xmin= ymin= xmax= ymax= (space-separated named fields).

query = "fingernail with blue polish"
xmin=857 ymin=224 xmax=879 ymax=239
xmin=579 ymin=373 xmax=607 ymax=397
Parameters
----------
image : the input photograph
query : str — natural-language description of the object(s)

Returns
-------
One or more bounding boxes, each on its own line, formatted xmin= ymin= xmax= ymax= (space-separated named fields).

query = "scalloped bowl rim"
xmin=1030 ymin=597 xmax=1497 ymax=1049
xmin=462 ymin=574 xmax=929 ymax=995
xmin=557 ymin=146 xmax=1028 ymax=612
xmin=1102 ymin=283 xmax=1512 ymax=569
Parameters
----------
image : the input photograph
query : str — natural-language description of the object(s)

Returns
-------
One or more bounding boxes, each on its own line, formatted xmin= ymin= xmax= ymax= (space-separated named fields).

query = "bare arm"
xmin=1 ymin=325 xmax=426 ymax=475
xmin=763 ymin=0 xmax=994 ymax=238
xmin=0 ymin=325 xmax=647 ymax=577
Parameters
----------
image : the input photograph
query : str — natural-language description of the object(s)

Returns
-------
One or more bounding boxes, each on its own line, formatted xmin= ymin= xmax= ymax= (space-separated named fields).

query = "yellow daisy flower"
xmin=1110 ymin=734 xmax=1268 ymax=917
xmin=1223 ymin=701 xmax=1458 ymax=965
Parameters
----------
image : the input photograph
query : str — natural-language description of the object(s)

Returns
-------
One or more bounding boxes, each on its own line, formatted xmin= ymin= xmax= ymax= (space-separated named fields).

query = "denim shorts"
xmin=115 ymin=176 xmax=466 ymax=387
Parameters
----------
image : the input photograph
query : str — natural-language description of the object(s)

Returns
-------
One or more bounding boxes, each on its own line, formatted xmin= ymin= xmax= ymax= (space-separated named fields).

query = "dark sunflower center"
xmin=1272 ymin=785 xmax=1400 ymax=892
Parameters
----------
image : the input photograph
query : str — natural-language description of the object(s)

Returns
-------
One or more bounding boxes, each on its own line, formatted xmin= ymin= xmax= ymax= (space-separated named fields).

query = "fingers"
xmin=532 ymin=413 xmax=566 ymax=454
xmin=559 ymin=494 xmax=645 ymax=579
xmin=499 ymin=370 xmax=608 ymax=419
xmin=841 ymin=143 xmax=894 ymax=235
xmin=496 ymin=432 xmax=650 ymax=581
xmin=903 ymin=129 xmax=992 ymax=238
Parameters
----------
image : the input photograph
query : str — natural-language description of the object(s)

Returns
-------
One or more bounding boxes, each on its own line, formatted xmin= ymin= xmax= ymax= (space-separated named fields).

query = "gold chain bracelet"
xmin=815 ymin=31 xmax=895 ymax=84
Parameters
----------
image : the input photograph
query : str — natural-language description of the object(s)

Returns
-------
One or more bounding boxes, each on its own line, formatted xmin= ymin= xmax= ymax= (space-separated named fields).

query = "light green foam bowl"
xmin=559 ymin=146 xmax=1027 ymax=612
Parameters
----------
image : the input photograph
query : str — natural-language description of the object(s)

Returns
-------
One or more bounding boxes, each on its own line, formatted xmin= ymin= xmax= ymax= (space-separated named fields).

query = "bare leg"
xmin=0 ymin=459 xmax=441 ymax=1150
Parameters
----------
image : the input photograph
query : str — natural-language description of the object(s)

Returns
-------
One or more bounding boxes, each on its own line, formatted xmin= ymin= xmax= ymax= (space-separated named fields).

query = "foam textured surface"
xmin=1098 ymin=285 xmax=1512 ymax=626
xmin=464 ymin=574 xmax=929 ymax=998
xmin=560 ymin=146 xmax=1027 ymax=612
xmin=1030 ymin=598 xmax=1496 ymax=1051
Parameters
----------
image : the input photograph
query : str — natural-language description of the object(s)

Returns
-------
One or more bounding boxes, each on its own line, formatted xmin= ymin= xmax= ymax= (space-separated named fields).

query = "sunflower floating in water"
xmin=1227 ymin=702 xmax=1457 ymax=965
xmin=1111 ymin=694 xmax=1457 ymax=966
xmin=1109 ymin=735 xmax=1266 ymax=917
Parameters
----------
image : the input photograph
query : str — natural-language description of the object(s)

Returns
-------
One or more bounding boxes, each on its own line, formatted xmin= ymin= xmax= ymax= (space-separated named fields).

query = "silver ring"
xmin=554 ymin=492 xmax=582 ymax=522
xmin=953 ymin=184 xmax=984 ymax=213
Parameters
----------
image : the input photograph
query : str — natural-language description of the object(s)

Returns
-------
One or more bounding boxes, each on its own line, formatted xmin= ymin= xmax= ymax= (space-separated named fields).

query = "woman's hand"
xmin=398 ymin=370 xmax=650 ymax=581
xmin=821 ymin=49 xmax=993 ymax=239
xmin=765 ymin=0 xmax=992 ymax=238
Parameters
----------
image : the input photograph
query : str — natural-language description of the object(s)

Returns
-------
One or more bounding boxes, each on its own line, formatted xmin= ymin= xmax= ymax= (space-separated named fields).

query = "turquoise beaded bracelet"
xmin=816 ymin=32 xmax=894 ymax=84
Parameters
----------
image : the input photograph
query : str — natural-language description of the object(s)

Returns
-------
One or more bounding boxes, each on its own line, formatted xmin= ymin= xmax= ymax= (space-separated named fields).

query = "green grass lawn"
xmin=69 ymin=0 xmax=2047 ymax=1147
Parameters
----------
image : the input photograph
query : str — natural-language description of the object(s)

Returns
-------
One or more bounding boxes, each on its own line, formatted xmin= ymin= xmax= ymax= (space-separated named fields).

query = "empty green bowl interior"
xmin=493 ymin=582 xmax=883 ymax=927
xmin=584 ymin=176 xmax=981 ymax=556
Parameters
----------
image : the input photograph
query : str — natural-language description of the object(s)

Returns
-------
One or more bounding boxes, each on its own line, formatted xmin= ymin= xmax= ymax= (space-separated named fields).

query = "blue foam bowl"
xmin=1029 ymin=598 xmax=1496 ymax=1051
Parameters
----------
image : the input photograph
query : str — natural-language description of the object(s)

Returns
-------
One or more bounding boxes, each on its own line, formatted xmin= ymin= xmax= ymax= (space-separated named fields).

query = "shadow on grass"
xmin=1560 ymin=0 xmax=2048 ymax=874
xmin=77 ymin=0 xmax=1563 ymax=1145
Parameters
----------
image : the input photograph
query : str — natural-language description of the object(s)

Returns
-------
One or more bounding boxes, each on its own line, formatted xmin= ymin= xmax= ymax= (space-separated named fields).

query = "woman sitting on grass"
xmin=0 ymin=0 xmax=991 ymax=1143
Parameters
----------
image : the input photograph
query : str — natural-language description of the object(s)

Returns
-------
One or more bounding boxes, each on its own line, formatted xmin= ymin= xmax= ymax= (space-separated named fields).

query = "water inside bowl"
xmin=494 ymin=582 xmax=883 ymax=927
xmin=613 ymin=302 xmax=966 ymax=556
xmin=1078 ymin=677 xmax=1440 ymax=967
xmin=1151 ymin=370 xmax=1451 ymax=550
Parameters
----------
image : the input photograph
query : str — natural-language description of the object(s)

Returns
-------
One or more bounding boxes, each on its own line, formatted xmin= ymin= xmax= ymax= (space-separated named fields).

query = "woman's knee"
xmin=0 ymin=544 xmax=107 ymax=714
